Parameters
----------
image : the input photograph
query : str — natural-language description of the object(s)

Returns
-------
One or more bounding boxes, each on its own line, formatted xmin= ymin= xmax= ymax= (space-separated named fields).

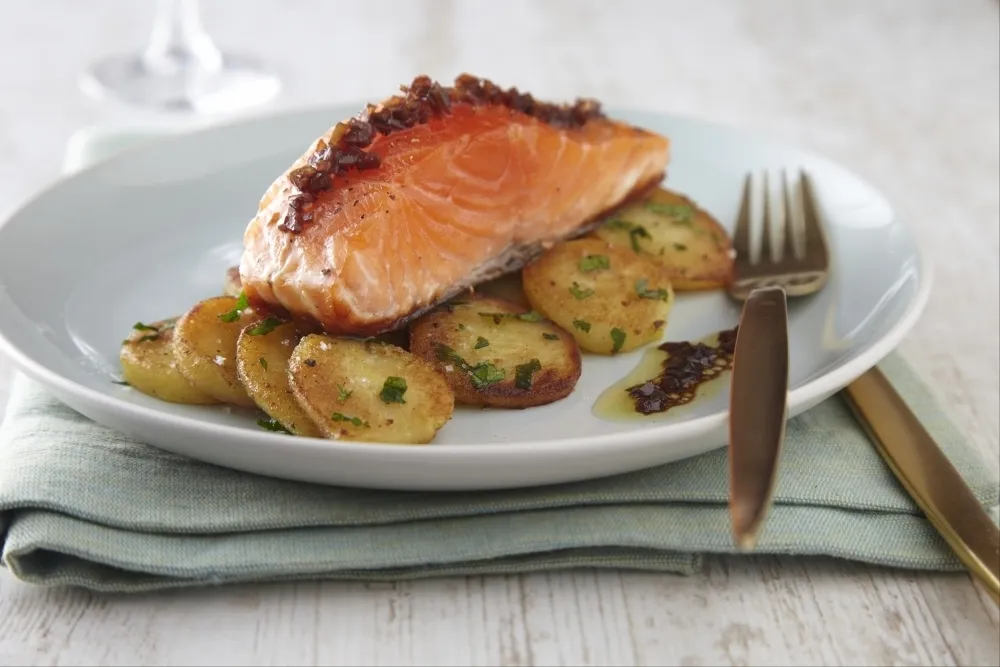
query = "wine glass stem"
xmin=142 ymin=0 xmax=222 ymax=74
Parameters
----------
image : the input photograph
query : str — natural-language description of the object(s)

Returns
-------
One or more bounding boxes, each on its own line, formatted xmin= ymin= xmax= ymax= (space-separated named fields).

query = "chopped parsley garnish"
xmin=604 ymin=217 xmax=632 ymax=230
xmin=629 ymin=225 xmax=651 ymax=252
xmin=514 ymin=359 xmax=542 ymax=390
xmin=474 ymin=336 xmax=490 ymax=349
xmin=337 ymin=384 xmax=352 ymax=402
xmin=247 ymin=316 xmax=282 ymax=336
xmin=573 ymin=319 xmax=591 ymax=333
xmin=132 ymin=322 xmax=158 ymax=332
xmin=646 ymin=202 xmax=693 ymax=222
xmin=379 ymin=376 xmax=408 ymax=404
xmin=218 ymin=292 xmax=250 ymax=322
xmin=673 ymin=243 xmax=688 ymax=251
xmin=457 ymin=323 xmax=468 ymax=331
xmin=332 ymin=412 xmax=369 ymax=428
xmin=568 ymin=282 xmax=594 ymax=299
xmin=579 ymin=254 xmax=610 ymax=272
xmin=635 ymin=279 xmax=670 ymax=301
xmin=611 ymin=328 xmax=627 ymax=354
xmin=136 ymin=334 xmax=159 ymax=343
xmin=257 ymin=417 xmax=291 ymax=433
xmin=258 ymin=357 xmax=268 ymax=370
xmin=470 ymin=362 xmax=505 ymax=389
xmin=435 ymin=343 xmax=505 ymax=389
xmin=478 ymin=311 xmax=543 ymax=324
xmin=129 ymin=321 xmax=162 ymax=343
xmin=542 ymin=333 xmax=559 ymax=340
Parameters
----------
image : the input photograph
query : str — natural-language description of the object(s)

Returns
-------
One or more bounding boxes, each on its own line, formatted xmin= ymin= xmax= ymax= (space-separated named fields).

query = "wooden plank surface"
xmin=0 ymin=1 xmax=997 ymax=664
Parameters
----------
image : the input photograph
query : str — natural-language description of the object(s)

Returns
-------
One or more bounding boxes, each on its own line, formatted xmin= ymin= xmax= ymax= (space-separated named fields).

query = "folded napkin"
xmin=0 ymin=128 xmax=996 ymax=593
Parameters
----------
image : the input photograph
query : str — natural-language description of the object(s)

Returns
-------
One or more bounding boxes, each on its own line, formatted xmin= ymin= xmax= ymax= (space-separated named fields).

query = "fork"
xmin=727 ymin=169 xmax=830 ymax=549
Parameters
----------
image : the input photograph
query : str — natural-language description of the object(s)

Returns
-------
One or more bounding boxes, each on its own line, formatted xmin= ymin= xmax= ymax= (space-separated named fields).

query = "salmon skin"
xmin=239 ymin=74 xmax=670 ymax=337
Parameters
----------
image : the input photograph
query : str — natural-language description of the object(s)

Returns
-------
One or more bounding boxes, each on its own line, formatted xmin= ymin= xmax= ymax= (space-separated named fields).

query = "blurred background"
xmin=0 ymin=0 xmax=998 ymax=448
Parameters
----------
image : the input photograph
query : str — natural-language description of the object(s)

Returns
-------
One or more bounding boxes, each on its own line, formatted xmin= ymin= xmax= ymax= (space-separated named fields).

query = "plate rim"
xmin=0 ymin=105 xmax=933 ymax=460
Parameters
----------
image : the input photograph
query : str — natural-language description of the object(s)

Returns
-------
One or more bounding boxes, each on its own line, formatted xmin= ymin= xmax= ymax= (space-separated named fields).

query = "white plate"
xmin=0 ymin=107 xmax=930 ymax=491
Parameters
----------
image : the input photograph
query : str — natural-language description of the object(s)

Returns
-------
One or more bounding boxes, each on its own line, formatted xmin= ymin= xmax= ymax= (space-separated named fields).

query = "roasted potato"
xmin=223 ymin=266 xmax=242 ymax=297
xmin=236 ymin=320 xmax=323 ymax=437
xmin=172 ymin=295 xmax=259 ymax=407
xmin=592 ymin=187 xmax=733 ymax=290
xmin=119 ymin=318 xmax=220 ymax=405
xmin=409 ymin=295 xmax=581 ymax=408
xmin=288 ymin=335 xmax=454 ymax=444
xmin=522 ymin=237 xmax=674 ymax=355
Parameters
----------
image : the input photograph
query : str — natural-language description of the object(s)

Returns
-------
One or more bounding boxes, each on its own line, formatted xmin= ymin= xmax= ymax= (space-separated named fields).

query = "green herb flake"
xmin=514 ymin=358 xmax=542 ymax=390
xmin=332 ymin=412 xmax=370 ymax=428
xmin=646 ymin=202 xmax=694 ymax=221
xmin=604 ymin=218 xmax=633 ymax=230
xmin=258 ymin=357 xmax=268 ymax=370
xmin=379 ymin=376 xmax=408 ymax=404
xmin=457 ymin=323 xmax=468 ymax=331
xmin=136 ymin=334 xmax=159 ymax=343
xmin=635 ymin=279 xmax=671 ymax=302
xmin=218 ymin=292 xmax=250 ymax=322
xmin=474 ymin=336 xmax=490 ymax=349
xmin=573 ymin=319 xmax=592 ymax=333
xmin=257 ymin=417 xmax=291 ymax=434
xmin=578 ymin=254 xmax=610 ymax=272
xmin=470 ymin=362 xmax=505 ymax=389
xmin=568 ymin=281 xmax=594 ymax=299
xmin=247 ymin=316 xmax=282 ymax=336
xmin=542 ymin=333 xmax=559 ymax=340
xmin=629 ymin=225 xmax=652 ymax=252
xmin=478 ymin=311 xmax=543 ymax=324
xmin=337 ymin=384 xmax=353 ymax=402
xmin=673 ymin=242 xmax=688 ymax=251
xmin=611 ymin=328 xmax=627 ymax=354
xmin=132 ymin=321 xmax=158 ymax=332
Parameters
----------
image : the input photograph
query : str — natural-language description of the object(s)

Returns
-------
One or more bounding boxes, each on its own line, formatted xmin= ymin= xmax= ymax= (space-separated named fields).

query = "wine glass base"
xmin=80 ymin=53 xmax=281 ymax=115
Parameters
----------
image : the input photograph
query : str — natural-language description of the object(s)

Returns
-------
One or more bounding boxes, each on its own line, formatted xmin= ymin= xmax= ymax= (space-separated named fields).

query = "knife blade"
xmin=728 ymin=285 xmax=790 ymax=550
xmin=842 ymin=367 xmax=1000 ymax=604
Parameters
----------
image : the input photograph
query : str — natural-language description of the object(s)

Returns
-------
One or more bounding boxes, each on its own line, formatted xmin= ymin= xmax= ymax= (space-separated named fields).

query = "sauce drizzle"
xmin=628 ymin=327 xmax=738 ymax=414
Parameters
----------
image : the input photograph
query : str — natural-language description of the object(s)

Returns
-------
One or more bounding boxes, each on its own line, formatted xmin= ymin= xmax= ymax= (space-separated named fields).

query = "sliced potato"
xmin=172 ymin=296 xmax=259 ymax=407
xmin=288 ymin=335 xmax=454 ymax=444
xmin=591 ymin=187 xmax=733 ymax=290
xmin=522 ymin=237 xmax=674 ymax=355
xmin=409 ymin=295 xmax=581 ymax=408
xmin=223 ymin=266 xmax=243 ymax=297
xmin=119 ymin=318 xmax=220 ymax=405
xmin=236 ymin=320 xmax=322 ymax=437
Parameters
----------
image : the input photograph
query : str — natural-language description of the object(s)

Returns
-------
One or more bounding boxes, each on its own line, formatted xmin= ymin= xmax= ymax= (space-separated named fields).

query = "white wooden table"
xmin=1 ymin=1 xmax=998 ymax=664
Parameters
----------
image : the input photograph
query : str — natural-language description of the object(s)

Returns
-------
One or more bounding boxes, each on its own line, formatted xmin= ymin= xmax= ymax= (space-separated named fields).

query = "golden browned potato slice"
xmin=172 ymin=295 xmax=259 ymax=407
xmin=592 ymin=187 xmax=733 ymax=290
xmin=288 ymin=335 xmax=454 ymax=444
xmin=235 ymin=320 xmax=322 ymax=437
xmin=522 ymin=237 xmax=674 ymax=355
xmin=223 ymin=266 xmax=243 ymax=297
xmin=409 ymin=295 xmax=581 ymax=408
xmin=119 ymin=318 xmax=220 ymax=405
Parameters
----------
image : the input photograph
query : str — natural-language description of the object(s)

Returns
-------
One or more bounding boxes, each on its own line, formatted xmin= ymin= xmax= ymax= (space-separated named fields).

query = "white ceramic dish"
xmin=0 ymin=107 xmax=930 ymax=491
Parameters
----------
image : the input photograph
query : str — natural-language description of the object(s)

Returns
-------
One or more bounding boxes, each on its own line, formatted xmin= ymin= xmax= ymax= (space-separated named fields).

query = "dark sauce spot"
xmin=279 ymin=74 xmax=606 ymax=233
xmin=627 ymin=327 xmax=737 ymax=415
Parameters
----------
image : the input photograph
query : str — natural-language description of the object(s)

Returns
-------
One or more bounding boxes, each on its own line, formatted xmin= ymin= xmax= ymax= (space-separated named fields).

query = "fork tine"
xmin=781 ymin=169 xmax=798 ymax=261
xmin=761 ymin=171 xmax=774 ymax=263
xmin=733 ymin=172 xmax=752 ymax=262
xmin=799 ymin=170 xmax=829 ymax=268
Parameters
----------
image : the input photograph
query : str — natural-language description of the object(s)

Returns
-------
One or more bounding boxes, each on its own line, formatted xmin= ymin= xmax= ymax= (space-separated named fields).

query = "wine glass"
xmin=80 ymin=0 xmax=281 ymax=114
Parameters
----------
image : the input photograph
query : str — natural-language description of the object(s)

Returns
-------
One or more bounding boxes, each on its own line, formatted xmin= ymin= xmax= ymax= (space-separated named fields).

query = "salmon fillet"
xmin=239 ymin=74 xmax=670 ymax=336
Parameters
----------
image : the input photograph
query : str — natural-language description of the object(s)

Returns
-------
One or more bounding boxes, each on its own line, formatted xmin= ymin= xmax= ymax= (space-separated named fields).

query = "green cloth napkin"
xmin=0 ymin=127 xmax=996 ymax=593
xmin=0 ymin=354 xmax=997 ymax=593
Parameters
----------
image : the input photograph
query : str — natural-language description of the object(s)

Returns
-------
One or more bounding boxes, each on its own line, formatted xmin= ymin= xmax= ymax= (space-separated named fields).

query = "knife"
xmin=728 ymin=285 xmax=790 ymax=550
xmin=842 ymin=367 xmax=1000 ymax=604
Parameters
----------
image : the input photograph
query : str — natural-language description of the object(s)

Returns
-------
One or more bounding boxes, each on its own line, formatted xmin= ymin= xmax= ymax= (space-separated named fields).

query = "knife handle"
xmin=842 ymin=368 xmax=1000 ymax=605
